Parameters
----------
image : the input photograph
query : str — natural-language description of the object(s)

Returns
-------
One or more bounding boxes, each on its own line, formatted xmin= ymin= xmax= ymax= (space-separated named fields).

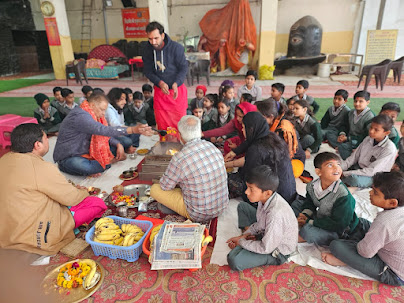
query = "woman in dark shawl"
xmin=227 ymin=112 xmax=296 ymax=204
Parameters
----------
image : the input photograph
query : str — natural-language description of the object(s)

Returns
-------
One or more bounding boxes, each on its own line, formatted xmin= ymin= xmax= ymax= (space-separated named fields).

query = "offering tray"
xmin=107 ymin=184 xmax=151 ymax=208
xmin=41 ymin=259 xmax=104 ymax=303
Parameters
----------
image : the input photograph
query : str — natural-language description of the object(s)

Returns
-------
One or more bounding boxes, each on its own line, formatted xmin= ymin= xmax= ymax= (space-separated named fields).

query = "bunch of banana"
xmin=93 ymin=218 xmax=123 ymax=245
xmin=149 ymin=224 xmax=163 ymax=250
xmin=202 ymin=235 xmax=213 ymax=246
xmin=80 ymin=259 xmax=98 ymax=290
xmin=121 ymin=223 xmax=145 ymax=247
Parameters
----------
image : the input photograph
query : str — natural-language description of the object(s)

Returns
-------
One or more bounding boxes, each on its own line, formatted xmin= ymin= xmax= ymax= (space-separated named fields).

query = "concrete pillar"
xmin=356 ymin=0 xmax=381 ymax=58
xmin=258 ymin=0 xmax=278 ymax=67
xmin=148 ymin=0 xmax=170 ymax=34
xmin=40 ymin=0 xmax=74 ymax=79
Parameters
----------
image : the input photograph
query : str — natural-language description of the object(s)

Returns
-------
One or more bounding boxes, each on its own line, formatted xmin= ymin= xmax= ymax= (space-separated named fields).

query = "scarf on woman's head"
xmin=233 ymin=102 xmax=257 ymax=140
xmin=242 ymin=112 xmax=269 ymax=145
xmin=80 ymin=100 xmax=113 ymax=168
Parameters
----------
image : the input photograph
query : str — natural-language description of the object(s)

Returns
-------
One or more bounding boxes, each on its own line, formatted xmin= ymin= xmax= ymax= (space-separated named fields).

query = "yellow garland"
xmin=57 ymin=262 xmax=90 ymax=288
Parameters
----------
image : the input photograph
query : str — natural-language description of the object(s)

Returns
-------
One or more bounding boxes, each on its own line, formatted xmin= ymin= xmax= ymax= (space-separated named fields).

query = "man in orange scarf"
xmin=54 ymin=93 xmax=153 ymax=177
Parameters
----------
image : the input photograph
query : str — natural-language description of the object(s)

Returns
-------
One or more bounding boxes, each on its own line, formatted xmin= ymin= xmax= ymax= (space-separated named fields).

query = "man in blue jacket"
xmin=142 ymin=21 xmax=188 ymax=136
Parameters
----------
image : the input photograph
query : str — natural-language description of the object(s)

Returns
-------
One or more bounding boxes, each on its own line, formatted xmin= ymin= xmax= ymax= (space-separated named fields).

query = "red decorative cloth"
xmin=153 ymin=84 xmax=188 ymax=133
xmin=88 ymin=44 xmax=128 ymax=63
xmin=199 ymin=0 xmax=257 ymax=73
xmin=80 ymin=101 xmax=114 ymax=168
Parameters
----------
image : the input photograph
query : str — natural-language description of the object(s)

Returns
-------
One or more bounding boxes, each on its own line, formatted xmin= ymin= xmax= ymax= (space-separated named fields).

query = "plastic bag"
xmin=259 ymin=65 xmax=275 ymax=80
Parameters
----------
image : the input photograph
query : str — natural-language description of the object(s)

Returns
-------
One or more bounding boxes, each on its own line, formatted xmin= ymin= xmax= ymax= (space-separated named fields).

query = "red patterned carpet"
xmin=37 ymin=246 xmax=404 ymax=303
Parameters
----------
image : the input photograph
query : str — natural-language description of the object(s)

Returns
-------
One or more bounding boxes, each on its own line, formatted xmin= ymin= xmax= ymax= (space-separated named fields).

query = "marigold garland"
xmin=57 ymin=261 xmax=91 ymax=289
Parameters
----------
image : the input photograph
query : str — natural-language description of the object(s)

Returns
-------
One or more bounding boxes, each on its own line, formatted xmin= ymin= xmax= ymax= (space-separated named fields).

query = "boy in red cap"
xmin=187 ymin=85 xmax=207 ymax=114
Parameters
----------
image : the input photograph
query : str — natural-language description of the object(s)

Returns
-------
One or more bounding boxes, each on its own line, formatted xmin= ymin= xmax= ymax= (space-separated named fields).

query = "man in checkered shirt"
xmin=151 ymin=115 xmax=229 ymax=223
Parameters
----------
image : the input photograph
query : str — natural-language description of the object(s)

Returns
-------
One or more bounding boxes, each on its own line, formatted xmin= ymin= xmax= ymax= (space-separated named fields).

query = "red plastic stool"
xmin=0 ymin=116 xmax=38 ymax=148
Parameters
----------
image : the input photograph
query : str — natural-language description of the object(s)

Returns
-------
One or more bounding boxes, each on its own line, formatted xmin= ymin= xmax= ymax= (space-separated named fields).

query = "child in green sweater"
xmin=33 ymin=93 xmax=61 ymax=134
xmin=291 ymin=152 xmax=359 ymax=246
xmin=321 ymin=89 xmax=350 ymax=148
xmin=336 ymin=90 xmax=375 ymax=160
xmin=292 ymin=80 xmax=320 ymax=114
xmin=293 ymin=99 xmax=322 ymax=159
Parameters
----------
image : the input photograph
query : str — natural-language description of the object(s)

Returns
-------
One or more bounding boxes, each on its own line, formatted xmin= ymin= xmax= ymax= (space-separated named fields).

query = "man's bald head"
xmin=177 ymin=115 xmax=201 ymax=142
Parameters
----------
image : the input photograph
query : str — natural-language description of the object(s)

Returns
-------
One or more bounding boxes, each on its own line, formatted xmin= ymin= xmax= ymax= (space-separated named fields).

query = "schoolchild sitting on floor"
xmin=142 ymin=84 xmax=156 ymax=127
xmin=203 ymin=102 xmax=257 ymax=156
xmin=78 ymin=85 xmax=93 ymax=105
xmin=293 ymin=99 xmax=322 ymax=158
xmin=379 ymin=102 xmax=401 ymax=147
xmin=292 ymin=80 xmax=319 ymax=114
xmin=237 ymin=70 xmax=262 ymax=104
xmin=124 ymin=91 xmax=149 ymax=125
xmin=226 ymin=165 xmax=298 ymax=271
xmin=321 ymin=89 xmax=350 ymax=148
xmin=336 ymin=90 xmax=375 ymax=160
xmin=105 ymin=87 xmax=139 ymax=153
xmin=187 ymin=85 xmax=207 ymax=115
xmin=221 ymin=85 xmax=238 ymax=113
xmin=123 ymin=88 xmax=134 ymax=105
xmin=191 ymin=101 xmax=215 ymax=131
xmin=323 ymin=171 xmax=404 ymax=286
xmin=33 ymin=93 xmax=62 ymax=134
xmin=392 ymin=121 xmax=404 ymax=172
xmin=209 ymin=98 xmax=235 ymax=145
xmin=291 ymin=152 xmax=359 ymax=246
xmin=51 ymin=86 xmax=63 ymax=109
xmin=341 ymin=115 xmax=397 ymax=188
xmin=267 ymin=83 xmax=286 ymax=106
xmin=202 ymin=93 xmax=218 ymax=128
xmin=255 ymin=100 xmax=306 ymax=165
xmin=61 ymin=88 xmax=78 ymax=116
xmin=239 ymin=93 xmax=253 ymax=104
xmin=285 ymin=97 xmax=295 ymax=120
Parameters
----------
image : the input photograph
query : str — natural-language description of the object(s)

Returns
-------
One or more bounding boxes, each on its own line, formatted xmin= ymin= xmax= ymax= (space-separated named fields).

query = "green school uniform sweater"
xmin=320 ymin=105 xmax=350 ymax=134
xmin=34 ymin=106 xmax=62 ymax=131
xmin=295 ymin=115 xmax=323 ymax=152
xmin=389 ymin=127 xmax=400 ymax=148
xmin=301 ymin=181 xmax=359 ymax=234
xmin=341 ymin=108 xmax=375 ymax=149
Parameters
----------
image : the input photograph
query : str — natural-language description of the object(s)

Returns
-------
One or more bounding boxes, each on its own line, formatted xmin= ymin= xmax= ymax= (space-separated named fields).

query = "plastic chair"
xmin=190 ymin=59 xmax=211 ymax=86
xmin=186 ymin=60 xmax=196 ymax=86
xmin=389 ymin=56 xmax=404 ymax=83
xmin=357 ymin=59 xmax=392 ymax=91
xmin=65 ymin=59 xmax=88 ymax=86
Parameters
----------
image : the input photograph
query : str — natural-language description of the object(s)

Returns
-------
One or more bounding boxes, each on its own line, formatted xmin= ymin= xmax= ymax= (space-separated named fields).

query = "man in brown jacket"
xmin=0 ymin=123 xmax=106 ymax=257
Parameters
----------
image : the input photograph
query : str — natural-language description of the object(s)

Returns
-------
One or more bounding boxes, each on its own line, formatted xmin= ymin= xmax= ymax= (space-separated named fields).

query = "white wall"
xmin=381 ymin=0 xmax=404 ymax=58
xmin=167 ymin=0 xmax=261 ymax=40
xmin=357 ymin=0 xmax=404 ymax=61
xmin=28 ymin=0 xmax=403 ymax=59
xmin=276 ymin=0 xmax=361 ymax=34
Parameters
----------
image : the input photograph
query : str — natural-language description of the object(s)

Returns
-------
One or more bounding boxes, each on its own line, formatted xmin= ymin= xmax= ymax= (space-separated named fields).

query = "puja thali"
xmin=41 ymin=259 xmax=104 ymax=303
xmin=107 ymin=184 xmax=152 ymax=208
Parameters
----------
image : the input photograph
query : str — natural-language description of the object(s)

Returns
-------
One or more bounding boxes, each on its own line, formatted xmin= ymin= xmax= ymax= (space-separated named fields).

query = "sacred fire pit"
xmin=139 ymin=142 xmax=183 ymax=181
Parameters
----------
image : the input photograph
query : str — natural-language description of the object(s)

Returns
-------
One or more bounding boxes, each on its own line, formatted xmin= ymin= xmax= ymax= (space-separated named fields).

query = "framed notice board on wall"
xmin=122 ymin=8 xmax=150 ymax=38
xmin=365 ymin=30 xmax=398 ymax=64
